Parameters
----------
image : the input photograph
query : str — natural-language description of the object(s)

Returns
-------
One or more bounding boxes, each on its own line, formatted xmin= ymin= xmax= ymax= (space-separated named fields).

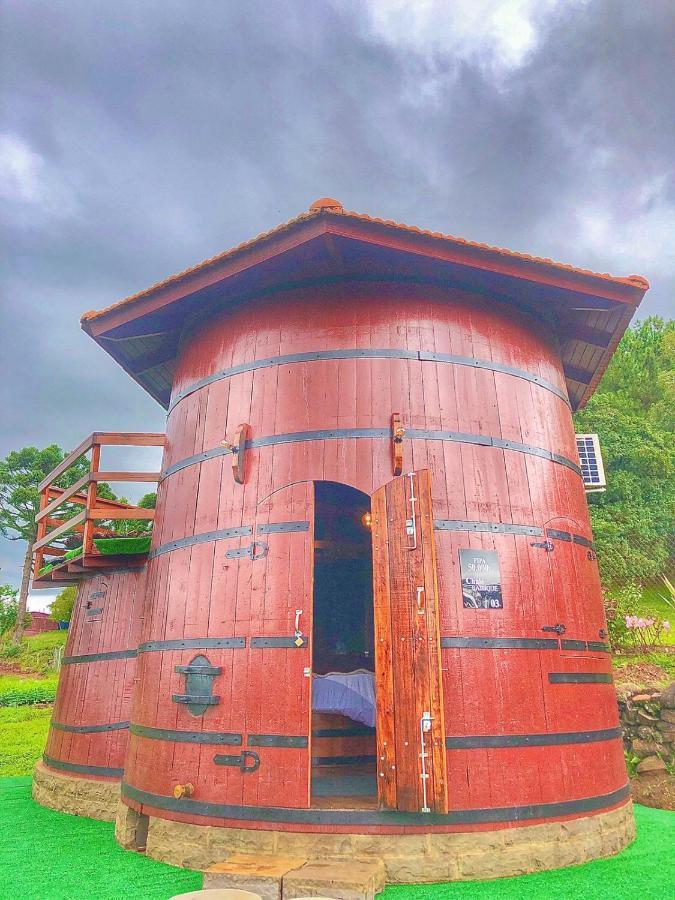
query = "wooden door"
xmin=240 ymin=481 xmax=314 ymax=808
xmin=371 ymin=470 xmax=448 ymax=814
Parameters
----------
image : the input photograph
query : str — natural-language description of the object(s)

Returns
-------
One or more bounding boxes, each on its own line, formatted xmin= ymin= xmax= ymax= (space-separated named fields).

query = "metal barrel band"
xmin=445 ymin=726 xmax=622 ymax=749
xmin=139 ymin=637 xmax=245 ymax=652
xmin=43 ymin=754 xmax=124 ymax=778
xmin=50 ymin=720 xmax=130 ymax=734
xmin=121 ymin=782 xmax=630 ymax=826
xmin=130 ymin=724 xmax=242 ymax=745
xmin=549 ymin=672 xmax=614 ymax=684
xmin=168 ymin=347 xmax=569 ymax=412
xmin=62 ymin=648 xmax=138 ymax=665
xmin=160 ymin=428 xmax=582 ymax=482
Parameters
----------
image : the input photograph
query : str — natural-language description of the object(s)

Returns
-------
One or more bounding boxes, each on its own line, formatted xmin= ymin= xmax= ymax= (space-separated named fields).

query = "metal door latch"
xmin=542 ymin=623 xmax=566 ymax=635
xmin=531 ymin=540 xmax=554 ymax=551
xmin=213 ymin=750 xmax=260 ymax=773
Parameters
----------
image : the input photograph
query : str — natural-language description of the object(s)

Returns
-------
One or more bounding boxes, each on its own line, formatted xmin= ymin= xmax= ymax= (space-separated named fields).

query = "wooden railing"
xmin=32 ymin=432 xmax=165 ymax=580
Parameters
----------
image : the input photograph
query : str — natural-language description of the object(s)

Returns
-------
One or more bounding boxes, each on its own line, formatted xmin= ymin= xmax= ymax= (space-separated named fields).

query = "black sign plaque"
xmin=459 ymin=549 xmax=503 ymax=609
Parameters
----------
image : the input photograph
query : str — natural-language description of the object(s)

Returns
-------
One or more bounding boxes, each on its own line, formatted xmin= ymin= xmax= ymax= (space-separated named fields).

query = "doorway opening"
xmin=311 ymin=481 xmax=376 ymax=808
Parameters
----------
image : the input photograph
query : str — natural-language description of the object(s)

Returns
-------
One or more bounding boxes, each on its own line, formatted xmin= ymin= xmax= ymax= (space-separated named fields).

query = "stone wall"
xmin=32 ymin=760 xmax=120 ymax=821
xmin=617 ymin=681 xmax=675 ymax=775
xmin=115 ymin=801 xmax=636 ymax=882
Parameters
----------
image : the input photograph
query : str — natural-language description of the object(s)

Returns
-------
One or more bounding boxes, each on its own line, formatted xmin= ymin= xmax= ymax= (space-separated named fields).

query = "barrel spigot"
xmin=173 ymin=782 xmax=194 ymax=799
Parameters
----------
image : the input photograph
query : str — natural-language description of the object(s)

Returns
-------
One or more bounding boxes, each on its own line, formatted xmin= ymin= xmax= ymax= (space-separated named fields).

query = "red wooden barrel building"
xmin=34 ymin=569 xmax=146 ymax=819
xmin=38 ymin=199 xmax=648 ymax=880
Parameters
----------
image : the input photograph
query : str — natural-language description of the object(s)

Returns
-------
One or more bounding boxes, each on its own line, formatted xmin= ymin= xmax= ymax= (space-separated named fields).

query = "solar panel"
xmin=576 ymin=434 xmax=606 ymax=491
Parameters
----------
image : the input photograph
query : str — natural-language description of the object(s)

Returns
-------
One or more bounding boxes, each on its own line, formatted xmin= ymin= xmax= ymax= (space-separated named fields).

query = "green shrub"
xmin=0 ymin=676 xmax=57 ymax=707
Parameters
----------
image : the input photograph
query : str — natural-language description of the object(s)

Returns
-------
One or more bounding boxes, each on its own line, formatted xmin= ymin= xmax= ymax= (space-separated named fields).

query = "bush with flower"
xmin=624 ymin=614 xmax=671 ymax=653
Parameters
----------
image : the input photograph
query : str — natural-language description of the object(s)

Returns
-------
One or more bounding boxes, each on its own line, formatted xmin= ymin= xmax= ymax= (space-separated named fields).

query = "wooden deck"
xmin=31 ymin=432 xmax=164 ymax=589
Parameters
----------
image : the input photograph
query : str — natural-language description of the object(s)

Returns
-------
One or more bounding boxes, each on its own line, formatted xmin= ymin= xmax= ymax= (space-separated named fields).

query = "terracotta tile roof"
xmin=81 ymin=200 xmax=649 ymax=324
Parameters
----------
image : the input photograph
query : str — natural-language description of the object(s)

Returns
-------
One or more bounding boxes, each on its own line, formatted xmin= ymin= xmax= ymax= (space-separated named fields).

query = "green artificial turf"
xmin=1 ymin=776 xmax=672 ymax=899
xmin=381 ymin=804 xmax=675 ymax=899
xmin=0 ymin=777 xmax=202 ymax=899
xmin=93 ymin=536 xmax=152 ymax=555
xmin=0 ymin=706 xmax=52 ymax=776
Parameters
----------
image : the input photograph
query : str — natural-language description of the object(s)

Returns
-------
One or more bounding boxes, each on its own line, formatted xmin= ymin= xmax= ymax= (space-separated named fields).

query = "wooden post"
xmin=82 ymin=441 xmax=100 ymax=557
xmin=33 ymin=488 xmax=49 ymax=577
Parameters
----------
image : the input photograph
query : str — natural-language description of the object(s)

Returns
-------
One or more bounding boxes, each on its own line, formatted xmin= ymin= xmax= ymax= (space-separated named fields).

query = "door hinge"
xmin=542 ymin=623 xmax=566 ymax=635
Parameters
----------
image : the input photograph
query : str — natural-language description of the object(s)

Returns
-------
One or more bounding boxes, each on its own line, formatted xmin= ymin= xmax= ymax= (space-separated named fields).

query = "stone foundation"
xmin=32 ymin=760 xmax=120 ymax=822
xmin=115 ymin=800 xmax=635 ymax=883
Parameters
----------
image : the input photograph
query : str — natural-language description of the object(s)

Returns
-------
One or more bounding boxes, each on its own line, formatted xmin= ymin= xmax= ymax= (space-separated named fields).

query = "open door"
xmin=371 ymin=470 xmax=448 ymax=814
xmin=238 ymin=481 xmax=314 ymax=809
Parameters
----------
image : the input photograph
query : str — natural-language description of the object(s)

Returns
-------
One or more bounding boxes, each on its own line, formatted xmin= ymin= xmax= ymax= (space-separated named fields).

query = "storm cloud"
xmin=1 ymin=0 xmax=673 ymax=602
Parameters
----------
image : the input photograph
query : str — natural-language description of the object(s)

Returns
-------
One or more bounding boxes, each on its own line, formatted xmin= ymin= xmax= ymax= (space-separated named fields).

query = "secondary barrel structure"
xmin=36 ymin=199 xmax=647 ymax=881
xmin=35 ymin=569 xmax=145 ymax=820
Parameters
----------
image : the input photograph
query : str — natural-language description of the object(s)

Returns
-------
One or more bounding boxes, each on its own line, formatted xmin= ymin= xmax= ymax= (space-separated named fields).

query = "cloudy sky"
xmin=1 ymin=0 xmax=673 ymax=609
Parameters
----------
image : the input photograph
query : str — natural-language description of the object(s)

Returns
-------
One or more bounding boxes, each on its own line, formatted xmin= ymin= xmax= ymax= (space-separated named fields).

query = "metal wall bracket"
xmin=213 ymin=750 xmax=260 ymax=772
xmin=391 ymin=412 xmax=405 ymax=476
xmin=221 ymin=423 xmax=250 ymax=484
xmin=174 ymin=664 xmax=222 ymax=676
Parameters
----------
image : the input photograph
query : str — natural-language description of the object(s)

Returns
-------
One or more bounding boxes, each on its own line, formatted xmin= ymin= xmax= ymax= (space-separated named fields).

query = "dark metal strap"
xmin=62 ymin=648 xmax=138 ymax=665
xmin=561 ymin=639 xmax=587 ymax=651
xmin=587 ymin=641 xmax=611 ymax=653
xmin=121 ymin=781 xmax=630 ymax=826
xmin=130 ymin=724 xmax=242 ymax=745
xmin=148 ymin=526 xmax=252 ymax=560
xmin=50 ymin=721 xmax=130 ymax=734
xmin=441 ymin=636 xmax=610 ymax=654
xmin=312 ymin=754 xmax=378 ymax=766
xmin=441 ymin=637 xmax=559 ymax=650
xmin=43 ymin=754 xmax=124 ymax=778
xmin=313 ymin=726 xmax=375 ymax=738
xmin=161 ymin=429 xmax=581 ymax=482
xmin=139 ymin=637 xmax=245 ymax=652
xmin=248 ymin=734 xmax=308 ymax=748
xmin=168 ymin=348 xmax=569 ymax=412
xmin=250 ymin=635 xmax=308 ymax=648
xmin=435 ymin=520 xmax=543 ymax=536
xmin=174 ymin=664 xmax=222 ymax=675
xmin=172 ymin=694 xmax=220 ymax=706
xmin=549 ymin=672 xmax=613 ymax=684
xmin=446 ymin=726 xmax=622 ymax=749
xmin=257 ymin=521 xmax=310 ymax=534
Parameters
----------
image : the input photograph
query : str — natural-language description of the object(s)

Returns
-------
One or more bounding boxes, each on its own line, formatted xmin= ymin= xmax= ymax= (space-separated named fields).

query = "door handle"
xmin=416 ymin=586 xmax=425 ymax=616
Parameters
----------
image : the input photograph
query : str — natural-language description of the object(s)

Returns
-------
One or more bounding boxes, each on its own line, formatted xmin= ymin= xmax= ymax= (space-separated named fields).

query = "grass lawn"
xmin=0 ymin=706 xmax=52 ymax=776
xmin=0 ymin=629 xmax=67 ymax=675
xmin=0 ymin=674 xmax=58 ymax=706
xmin=0 ymin=777 xmax=673 ymax=900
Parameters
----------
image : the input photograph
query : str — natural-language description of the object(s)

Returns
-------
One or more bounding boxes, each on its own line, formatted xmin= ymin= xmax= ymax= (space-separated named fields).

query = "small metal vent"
xmin=576 ymin=434 xmax=606 ymax=492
